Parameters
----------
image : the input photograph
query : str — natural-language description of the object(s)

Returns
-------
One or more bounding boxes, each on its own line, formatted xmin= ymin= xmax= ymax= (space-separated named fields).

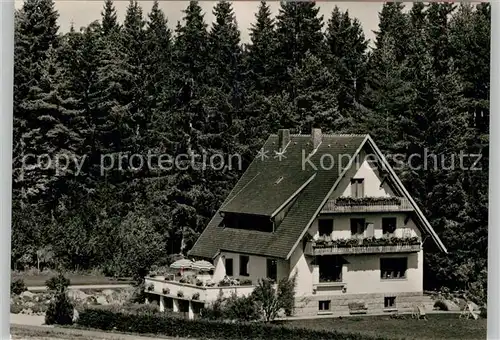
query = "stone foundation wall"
xmin=294 ymin=292 xmax=434 ymax=317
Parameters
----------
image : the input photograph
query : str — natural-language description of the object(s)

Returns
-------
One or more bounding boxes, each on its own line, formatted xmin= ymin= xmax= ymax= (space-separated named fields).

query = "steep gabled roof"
xmin=188 ymin=134 xmax=367 ymax=259
xmin=188 ymin=132 xmax=447 ymax=260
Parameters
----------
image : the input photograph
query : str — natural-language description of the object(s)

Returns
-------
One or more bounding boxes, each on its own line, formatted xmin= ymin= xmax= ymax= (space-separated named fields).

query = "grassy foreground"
xmin=10 ymin=325 xmax=180 ymax=340
xmin=282 ymin=313 xmax=487 ymax=340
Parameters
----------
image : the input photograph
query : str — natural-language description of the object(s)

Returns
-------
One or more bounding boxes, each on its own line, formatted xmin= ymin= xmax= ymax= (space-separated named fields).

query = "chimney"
xmin=278 ymin=129 xmax=290 ymax=151
xmin=311 ymin=128 xmax=322 ymax=149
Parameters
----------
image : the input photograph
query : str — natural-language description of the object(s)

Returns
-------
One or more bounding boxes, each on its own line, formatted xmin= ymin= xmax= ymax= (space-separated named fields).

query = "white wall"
xmin=340 ymin=151 xmax=395 ymax=198
xmin=309 ymin=214 xmax=422 ymax=240
xmin=213 ymin=252 xmax=288 ymax=284
xmin=289 ymin=246 xmax=314 ymax=296
xmin=311 ymin=251 xmax=423 ymax=296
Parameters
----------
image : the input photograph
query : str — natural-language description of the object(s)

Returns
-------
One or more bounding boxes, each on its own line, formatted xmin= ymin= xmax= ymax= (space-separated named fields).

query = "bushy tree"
xmin=251 ymin=274 xmax=297 ymax=322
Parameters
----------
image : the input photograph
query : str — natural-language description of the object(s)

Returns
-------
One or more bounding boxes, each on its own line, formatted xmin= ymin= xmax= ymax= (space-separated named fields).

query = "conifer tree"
xmin=242 ymin=1 xmax=278 ymax=156
xmin=275 ymin=1 xmax=324 ymax=85
xmin=101 ymin=0 xmax=119 ymax=35
xmin=287 ymin=52 xmax=342 ymax=134
xmin=169 ymin=1 xmax=210 ymax=254
xmin=13 ymin=0 xmax=60 ymax=202
xmin=373 ymin=2 xmax=410 ymax=63
xmin=325 ymin=6 xmax=367 ymax=118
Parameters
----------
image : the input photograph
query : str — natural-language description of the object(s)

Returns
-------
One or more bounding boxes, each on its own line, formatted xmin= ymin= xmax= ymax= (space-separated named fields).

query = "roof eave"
xmin=365 ymin=135 xmax=448 ymax=253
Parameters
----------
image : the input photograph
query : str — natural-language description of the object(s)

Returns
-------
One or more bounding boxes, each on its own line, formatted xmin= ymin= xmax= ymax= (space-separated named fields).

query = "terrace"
xmin=144 ymin=274 xmax=256 ymax=304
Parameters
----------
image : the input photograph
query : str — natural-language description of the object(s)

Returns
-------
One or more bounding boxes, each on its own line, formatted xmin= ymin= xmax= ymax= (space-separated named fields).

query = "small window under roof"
xmin=275 ymin=176 xmax=284 ymax=184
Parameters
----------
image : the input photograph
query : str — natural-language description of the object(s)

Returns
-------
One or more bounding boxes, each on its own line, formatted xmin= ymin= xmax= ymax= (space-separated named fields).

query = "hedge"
xmin=77 ymin=308 xmax=391 ymax=340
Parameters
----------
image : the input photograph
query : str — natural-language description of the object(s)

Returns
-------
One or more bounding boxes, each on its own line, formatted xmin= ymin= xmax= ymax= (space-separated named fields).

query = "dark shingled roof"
xmin=188 ymin=133 xmax=367 ymax=260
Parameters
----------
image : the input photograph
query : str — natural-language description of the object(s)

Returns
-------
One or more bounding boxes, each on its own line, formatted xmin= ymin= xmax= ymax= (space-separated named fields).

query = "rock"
xmin=21 ymin=308 xmax=33 ymax=315
xmin=96 ymin=296 xmax=108 ymax=305
xmin=458 ymin=299 xmax=479 ymax=311
xmin=442 ymin=299 xmax=460 ymax=311
xmin=72 ymin=308 xmax=79 ymax=323
xmin=86 ymin=296 xmax=97 ymax=305
xmin=101 ymin=289 xmax=115 ymax=297
xmin=20 ymin=291 xmax=35 ymax=299
xmin=68 ymin=290 xmax=89 ymax=301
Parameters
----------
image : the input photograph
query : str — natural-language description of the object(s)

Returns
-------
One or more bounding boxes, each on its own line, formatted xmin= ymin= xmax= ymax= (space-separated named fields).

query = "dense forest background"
xmin=12 ymin=0 xmax=489 ymax=299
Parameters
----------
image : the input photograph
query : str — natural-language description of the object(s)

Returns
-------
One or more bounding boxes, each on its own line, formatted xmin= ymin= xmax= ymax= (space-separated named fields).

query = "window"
xmin=351 ymin=178 xmax=364 ymax=198
xmin=319 ymin=300 xmax=331 ymax=311
xmin=382 ymin=217 xmax=397 ymax=236
xmin=350 ymin=218 xmax=366 ymax=237
xmin=225 ymin=258 xmax=233 ymax=276
xmin=380 ymin=258 xmax=407 ymax=279
xmin=239 ymin=255 xmax=249 ymax=276
xmin=318 ymin=255 xmax=343 ymax=282
xmin=384 ymin=296 xmax=396 ymax=308
xmin=318 ymin=219 xmax=333 ymax=237
xmin=266 ymin=259 xmax=277 ymax=281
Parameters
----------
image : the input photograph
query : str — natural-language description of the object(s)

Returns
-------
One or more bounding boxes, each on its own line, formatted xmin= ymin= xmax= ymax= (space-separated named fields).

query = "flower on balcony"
xmin=218 ymin=279 xmax=231 ymax=287
xmin=192 ymin=292 xmax=200 ymax=300
xmin=162 ymin=287 xmax=170 ymax=295
xmin=240 ymin=279 xmax=253 ymax=286
xmin=313 ymin=236 xmax=420 ymax=248
xmin=195 ymin=279 xmax=204 ymax=287
xmin=177 ymin=290 xmax=184 ymax=298
xmin=335 ymin=196 xmax=402 ymax=206
xmin=146 ymin=283 xmax=154 ymax=292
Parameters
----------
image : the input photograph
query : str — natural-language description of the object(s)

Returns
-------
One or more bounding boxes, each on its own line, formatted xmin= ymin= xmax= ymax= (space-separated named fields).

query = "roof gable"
xmin=189 ymin=134 xmax=367 ymax=259
xmin=188 ymin=132 xmax=447 ymax=260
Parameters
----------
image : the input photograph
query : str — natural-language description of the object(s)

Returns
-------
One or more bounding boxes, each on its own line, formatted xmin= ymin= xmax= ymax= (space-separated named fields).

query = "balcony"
xmin=321 ymin=197 xmax=414 ymax=213
xmin=144 ymin=276 xmax=256 ymax=303
xmin=304 ymin=236 xmax=422 ymax=256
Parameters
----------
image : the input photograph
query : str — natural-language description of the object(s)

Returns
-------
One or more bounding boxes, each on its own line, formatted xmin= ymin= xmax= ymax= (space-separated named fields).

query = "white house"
xmin=145 ymin=128 xmax=447 ymax=318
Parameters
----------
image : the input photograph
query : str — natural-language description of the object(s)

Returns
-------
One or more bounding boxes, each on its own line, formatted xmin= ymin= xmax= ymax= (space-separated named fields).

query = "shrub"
xmin=433 ymin=300 xmax=448 ymax=311
xmin=225 ymin=294 xmax=259 ymax=321
xmin=45 ymin=291 xmax=74 ymax=325
xmin=480 ymin=305 xmax=487 ymax=318
xmin=77 ymin=308 xmax=389 ymax=340
xmin=46 ymin=274 xmax=70 ymax=293
xmin=130 ymin=282 xmax=147 ymax=304
xmin=240 ymin=279 xmax=253 ymax=286
xmin=11 ymin=278 xmax=27 ymax=295
xmin=201 ymin=291 xmax=225 ymax=320
xmin=10 ymin=304 xmax=23 ymax=314
xmin=252 ymin=274 xmax=297 ymax=321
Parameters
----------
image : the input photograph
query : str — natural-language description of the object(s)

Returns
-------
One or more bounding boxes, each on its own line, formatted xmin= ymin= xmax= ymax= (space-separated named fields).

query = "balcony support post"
xmin=159 ymin=295 xmax=165 ymax=312
xmin=188 ymin=300 xmax=194 ymax=320
xmin=173 ymin=298 xmax=180 ymax=313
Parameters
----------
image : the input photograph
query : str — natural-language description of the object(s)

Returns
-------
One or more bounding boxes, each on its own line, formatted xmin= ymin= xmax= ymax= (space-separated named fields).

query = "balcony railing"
xmin=304 ymin=236 xmax=421 ymax=256
xmin=321 ymin=197 xmax=414 ymax=213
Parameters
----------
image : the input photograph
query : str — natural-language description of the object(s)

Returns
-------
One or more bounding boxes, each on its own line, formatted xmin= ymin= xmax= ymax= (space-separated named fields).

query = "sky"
xmin=15 ymin=1 xmax=387 ymax=44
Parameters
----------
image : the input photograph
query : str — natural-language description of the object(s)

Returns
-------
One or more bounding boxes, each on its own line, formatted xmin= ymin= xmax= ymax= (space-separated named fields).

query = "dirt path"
xmin=11 ymin=314 xmax=45 ymax=326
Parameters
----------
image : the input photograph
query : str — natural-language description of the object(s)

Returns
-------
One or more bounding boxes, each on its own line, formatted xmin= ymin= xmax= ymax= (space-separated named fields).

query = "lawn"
xmin=11 ymin=270 xmax=132 ymax=287
xmin=282 ymin=313 xmax=487 ymax=340
xmin=10 ymin=325 xmax=180 ymax=340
